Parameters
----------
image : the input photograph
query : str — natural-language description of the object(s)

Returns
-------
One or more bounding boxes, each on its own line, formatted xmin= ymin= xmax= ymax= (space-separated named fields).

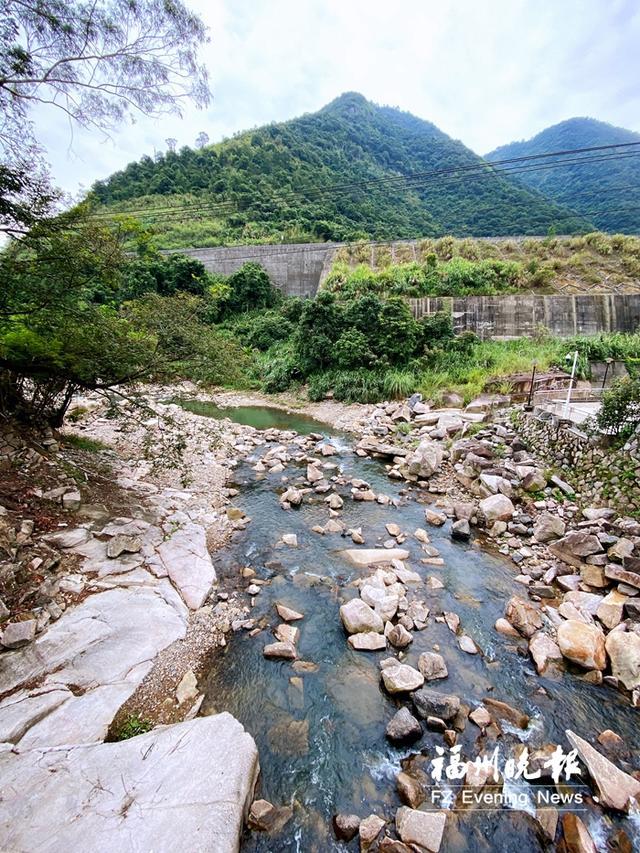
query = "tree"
xmin=0 ymin=210 xmax=157 ymax=424
xmin=195 ymin=131 xmax=210 ymax=149
xmin=596 ymin=377 xmax=640 ymax=443
xmin=0 ymin=0 xmax=211 ymax=232
xmin=166 ymin=138 xmax=178 ymax=153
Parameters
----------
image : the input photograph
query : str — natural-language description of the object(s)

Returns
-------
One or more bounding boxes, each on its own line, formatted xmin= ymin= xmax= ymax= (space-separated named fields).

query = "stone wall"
xmin=516 ymin=409 xmax=640 ymax=516
xmin=408 ymin=294 xmax=640 ymax=339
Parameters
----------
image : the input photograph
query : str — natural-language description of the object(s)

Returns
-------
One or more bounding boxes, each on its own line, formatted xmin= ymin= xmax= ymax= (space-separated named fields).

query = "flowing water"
xmin=186 ymin=403 xmax=639 ymax=852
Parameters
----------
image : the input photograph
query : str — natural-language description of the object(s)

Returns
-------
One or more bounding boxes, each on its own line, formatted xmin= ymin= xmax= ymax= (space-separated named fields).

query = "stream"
xmin=187 ymin=403 xmax=639 ymax=852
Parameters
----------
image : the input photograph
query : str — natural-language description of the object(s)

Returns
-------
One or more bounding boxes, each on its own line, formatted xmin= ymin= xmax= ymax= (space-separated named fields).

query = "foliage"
xmin=0 ymin=0 xmax=210 ymax=234
xmin=486 ymin=117 xmax=640 ymax=234
xmin=0 ymin=212 xmax=158 ymax=424
xmin=117 ymin=252 xmax=210 ymax=302
xmin=89 ymin=92 xmax=589 ymax=246
xmin=214 ymin=262 xmax=281 ymax=318
xmin=112 ymin=714 xmax=153 ymax=741
xmin=596 ymin=378 xmax=640 ymax=441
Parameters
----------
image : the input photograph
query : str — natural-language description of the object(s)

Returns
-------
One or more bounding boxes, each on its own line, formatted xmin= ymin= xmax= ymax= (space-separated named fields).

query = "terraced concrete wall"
xmin=408 ymin=294 xmax=640 ymax=339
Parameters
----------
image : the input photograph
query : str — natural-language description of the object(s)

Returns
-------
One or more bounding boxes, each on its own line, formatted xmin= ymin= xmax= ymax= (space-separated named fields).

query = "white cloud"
xmin=36 ymin=0 xmax=640 ymax=195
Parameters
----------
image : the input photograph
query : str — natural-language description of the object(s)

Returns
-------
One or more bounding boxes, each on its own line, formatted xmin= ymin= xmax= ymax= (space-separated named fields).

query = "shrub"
xmin=596 ymin=377 xmax=640 ymax=441
xmin=333 ymin=329 xmax=372 ymax=369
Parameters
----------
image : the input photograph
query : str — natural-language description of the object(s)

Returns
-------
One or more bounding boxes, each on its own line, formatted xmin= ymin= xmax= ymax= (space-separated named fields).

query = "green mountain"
xmin=90 ymin=93 xmax=589 ymax=248
xmin=486 ymin=118 xmax=640 ymax=233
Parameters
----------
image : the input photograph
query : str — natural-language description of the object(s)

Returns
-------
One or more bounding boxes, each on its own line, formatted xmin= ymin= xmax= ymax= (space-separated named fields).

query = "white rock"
xmin=0 ymin=714 xmax=259 ymax=851
xmin=156 ymin=523 xmax=216 ymax=609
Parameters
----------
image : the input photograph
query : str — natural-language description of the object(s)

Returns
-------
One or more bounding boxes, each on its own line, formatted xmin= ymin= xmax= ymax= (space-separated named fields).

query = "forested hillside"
xmin=486 ymin=118 xmax=640 ymax=233
xmin=90 ymin=93 xmax=589 ymax=247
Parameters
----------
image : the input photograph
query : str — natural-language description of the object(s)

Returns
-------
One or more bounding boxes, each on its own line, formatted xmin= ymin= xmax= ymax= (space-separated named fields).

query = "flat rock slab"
xmin=341 ymin=548 xmax=410 ymax=567
xmin=0 ymin=713 xmax=259 ymax=853
xmin=156 ymin=522 xmax=216 ymax=609
xmin=0 ymin=582 xmax=187 ymax=747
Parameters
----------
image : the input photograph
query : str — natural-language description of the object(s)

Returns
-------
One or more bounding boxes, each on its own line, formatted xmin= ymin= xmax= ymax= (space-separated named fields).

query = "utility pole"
xmin=563 ymin=350 xmax=579 ymax=420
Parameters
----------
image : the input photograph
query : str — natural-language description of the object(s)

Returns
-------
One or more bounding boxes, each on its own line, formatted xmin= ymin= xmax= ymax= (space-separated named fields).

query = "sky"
xmin=37 ymin=0 xmax=640 ymax=198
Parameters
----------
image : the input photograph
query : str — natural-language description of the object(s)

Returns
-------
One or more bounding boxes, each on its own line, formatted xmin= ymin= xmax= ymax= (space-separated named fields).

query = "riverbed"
xmin=187 ymin=403 xmax=639 ymax=852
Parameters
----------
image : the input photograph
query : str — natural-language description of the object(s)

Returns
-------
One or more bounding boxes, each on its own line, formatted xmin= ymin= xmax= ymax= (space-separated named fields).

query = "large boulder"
xmin=479 ymin=494 xmax=515 ymax=525
xmin=340 ymin=599 xmax=384 ymax=635
xmin=549 ymin=532 xmax=602 ymax=568
xmin=381 ymin=663 xmax=424 ymax=694
xmin=505 ymin=596 xmax=543 ymax=638
xmin=340 ymin=548 xmax=409 ymax=567
xmin=412 ymin=687 xmax=460 ymax=721
xmin=386 ymin=707 xmax=422 ymax=743
xmin=0 ymin=713 xmax=259 ymax=851
xmin=402 ymin=439 xmax=443 ymax=480
xmin=557 ymin=621 xmax=607 ymax=670
xmin=533 ymin=513 xmax=566 ymax=543
xmin=529 ymin=632 xmax=563 ymax=675
xmin=605 ymin=630 xmax=640 ymax=690
xmin=395 ymin=806 xmax=447 ymax=852
xmin=155 ymin=522 xmax=216 ymax=609
xmin=566 ymin=730 xmax=640 ymax=812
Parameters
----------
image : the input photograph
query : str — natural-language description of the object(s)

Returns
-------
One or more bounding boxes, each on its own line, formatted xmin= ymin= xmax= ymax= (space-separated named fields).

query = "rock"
xmin=396 ymin=771 xmax=425 ymax=808
xmin=559 ymin=813 xmax=597 ymax=853
xmin=280 ymin=487 xmax=303 ymax=507
xmin=458 ymin=635 xmax=478 ymax=654
xmin=263 ymin=641 xmax=297 ymax=660
xmin=417 ymin=652 xmax=448 ymax=681
xmin=333 ymin=813 xmax=360 ymax=842
xmin=359 ymin=813 xmax=385 ymax=850
xmin=494 ymin=617 xmax=520 ymax=637
xmin=549 ymin=532 xmax=602 ymax=567
xmin=608 ymin=538 xmax=635 ymax=561
xmin=341 ymin=548 xmax=409 ymax=567
xmin=483 ymin=698 xmax=529 ymax=729
xmin=597 ymin=729 xmax=627 ymax=754
xmin=45 ymin=527 xmax=91 ymax=549
xmin=328 ymin=494 xmax=343 ymax=510
xmin=248 ymin=799 xmax=293 ymax=834
xmin=0 ymin=713 xmax=258 ymax=851
xmin=387 ymin=623 xmax=413 ymax=649
xmin=306 ymin=464 xmax=323 ymax=483
xmin=535 ymin=807 xmax=558 ymax=842
xmin=469 ymin=706 xmax=491 ymax=728
xmin=274 ymin=624 xmax=299 ymax=645
xmin=533 ymin=513 xmax=566 ymax=543
xmin=386 ymin=707 xmax=422 ymax=743
xmin=156 ymin=522 xmax=216 ymax=610
xmin=566 ymin=730 xmax=640 ymax=812
xmin=451 ymin=519 xmax=471 ymax=541
xmin=596 ymin=591 xmax=627 ymax=630
xmin=276 ymin=603 xmax=303 ymax=622
xmin=520 ymin=469 xmax=546 ymax=492
xmin=557 ymin=621 xmax=607 ymax=670
xmin=0 ymin=620 xmax=36 ymax=649
xmin=175 ymin=669 xmax=198 ymax=706
xmin=395 ymin=806 xmax=446 ymax=853
xmin=605 ymin=630 xmax=640 ymax=690
xmin=381 ymin=663 xmax=424 ymax=694
xmin=479 ymin=494 xmax=514 ymax=524
xmin=62 ymin=490 xmax=82 ymax=510
xmin=106 ymin=534 xmax=142 ymax=559
xmin=604 ymin=563 xmax=640 ymax=589
xmin=412 ymin=687 xmax=460 ymax=721
xmin=348 ymin=632 xmax=386 ymax=651
xmin=340 ymin=599 xmax=384 ymax=634
xmin=529 ymin=632 xmax=563 ymax=675
xmin=403 ymin=439 xmax=443 ymax=479
xmin=425 ymin=508 xmax=447 ymax=526
xmin=281 ymin=533 xmax=298 ymax=547
xmin=505 ymin=596 xmax=543 ymax=638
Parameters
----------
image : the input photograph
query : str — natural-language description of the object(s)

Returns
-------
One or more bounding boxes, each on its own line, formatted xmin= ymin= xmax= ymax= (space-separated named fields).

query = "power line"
xmin=89 ymin=140 xmax=640 ymax=222
xmin=91 ymin=150 xmax=640 ymax=232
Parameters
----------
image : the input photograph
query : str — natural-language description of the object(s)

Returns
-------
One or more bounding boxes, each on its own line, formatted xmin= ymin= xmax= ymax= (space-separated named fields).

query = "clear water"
xmin=172 ymin=399 xmax=332 ymax=435
xmin=197 ymin=409 xmax=639 ymax=852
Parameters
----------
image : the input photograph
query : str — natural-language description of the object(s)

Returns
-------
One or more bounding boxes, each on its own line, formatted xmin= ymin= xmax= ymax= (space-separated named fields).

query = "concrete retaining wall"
xmin=170 ymin=242 xmax=340 ymax=298
xmin=409 ymin=294 xmax=640 ymax=339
